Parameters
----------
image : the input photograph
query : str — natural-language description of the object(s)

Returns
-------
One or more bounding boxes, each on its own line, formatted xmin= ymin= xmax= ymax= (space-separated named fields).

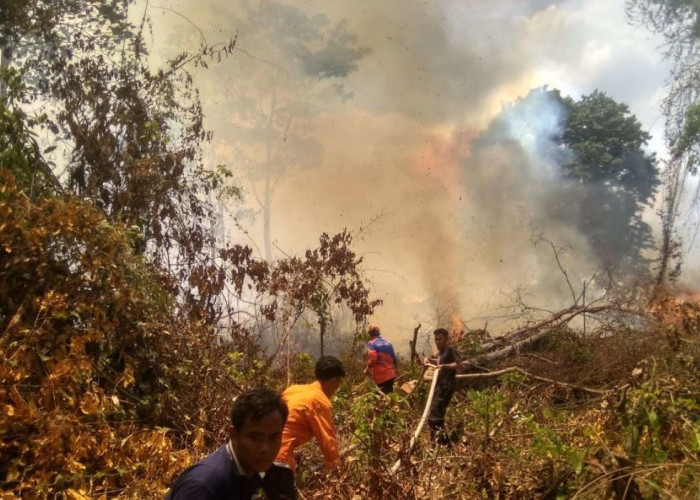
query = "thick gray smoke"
xmin=148 ymin=0 xmax=669 ymax=345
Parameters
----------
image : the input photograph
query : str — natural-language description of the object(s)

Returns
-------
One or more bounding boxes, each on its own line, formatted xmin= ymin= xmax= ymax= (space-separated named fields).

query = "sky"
xmin=144 ymin=0 xmax=680 ymax=351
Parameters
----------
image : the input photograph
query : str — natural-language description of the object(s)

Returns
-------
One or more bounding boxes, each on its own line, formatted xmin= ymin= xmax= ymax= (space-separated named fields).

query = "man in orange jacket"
xmin=275 ymin=356 xmax=345 ymax=475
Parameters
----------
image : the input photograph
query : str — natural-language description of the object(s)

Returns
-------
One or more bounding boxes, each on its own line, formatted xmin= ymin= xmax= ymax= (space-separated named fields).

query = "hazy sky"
xmin=146 ymin=0 xmax=678 ymax=348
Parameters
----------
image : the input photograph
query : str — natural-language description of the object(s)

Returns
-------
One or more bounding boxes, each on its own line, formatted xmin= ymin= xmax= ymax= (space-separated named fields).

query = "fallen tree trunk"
xmin=455 ymin=366 xmax=612 ymax=395
xmin=464 ymin=304 xmax=645 ymax=366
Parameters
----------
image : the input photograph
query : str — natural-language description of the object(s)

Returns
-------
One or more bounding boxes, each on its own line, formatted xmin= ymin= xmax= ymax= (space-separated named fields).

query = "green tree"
xmin=0 ymin=0 xmax=236 ymax=275
xmin=477 ymin=87 xmax=659 ymax=281
xmin=560 ymin=90 xmax=659 ymax=277
xmin=628 ymin=0 xmax=700 ymax=288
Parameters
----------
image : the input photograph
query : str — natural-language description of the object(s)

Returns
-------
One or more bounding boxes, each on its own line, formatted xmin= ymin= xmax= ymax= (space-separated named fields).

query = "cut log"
xmin=462 ymin=304 xmax=644 ymax=367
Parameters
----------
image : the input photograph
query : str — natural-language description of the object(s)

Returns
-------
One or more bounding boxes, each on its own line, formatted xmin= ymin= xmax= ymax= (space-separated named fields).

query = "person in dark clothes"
xmin=166 ymin=387 xmax=296 ymax=500
xmin=424 ymin=328 xmax=461 ymax=445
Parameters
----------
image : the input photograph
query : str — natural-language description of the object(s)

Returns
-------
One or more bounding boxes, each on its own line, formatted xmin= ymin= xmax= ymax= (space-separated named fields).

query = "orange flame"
xmin=449 ymin=311 xmax=466 ymax=342
xmin=413 ymin=129 xmax=476 ymax=198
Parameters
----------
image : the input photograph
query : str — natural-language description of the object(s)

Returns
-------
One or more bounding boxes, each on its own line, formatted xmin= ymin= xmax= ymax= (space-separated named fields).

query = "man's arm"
xmin=309 ymin=401 xmax=340 ymax=469
xmin=389 ymin=345 xmax=398 ymax=372
xmin=364 ymin=347 xmax=377 ymax=376
xmin=166 ymin=479 xmax=216 ymax=500
xmin=439 ymin=346 xmax=461 ymax=371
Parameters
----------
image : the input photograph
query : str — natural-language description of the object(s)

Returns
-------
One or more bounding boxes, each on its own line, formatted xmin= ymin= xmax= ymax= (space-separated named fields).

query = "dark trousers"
xmin=377 ymin=378 xmax=395 ymax=394
xmin=428 ymin=388 xmax=454 ymax=445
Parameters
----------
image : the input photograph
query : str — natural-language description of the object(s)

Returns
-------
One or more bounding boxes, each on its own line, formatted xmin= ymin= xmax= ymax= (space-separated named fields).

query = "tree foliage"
xmin=0 ymin=168 xmax=201 ymax=497
xmin=477 ymin=87 xmax=659 ymax=280
xmin=560 ymin=90 xmax=659 ymax=277
xmin=267 ymin=231 xmax=383 ymax=356
xmin=628 ymin=0 xmax=700 ymax=287
xmin=0 ymin=0 xmax=236 ymax=275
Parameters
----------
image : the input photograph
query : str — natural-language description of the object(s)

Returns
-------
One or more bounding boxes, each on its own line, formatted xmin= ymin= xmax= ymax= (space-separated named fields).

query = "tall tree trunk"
xmin=654 ymin=157 xmax=685 ymax=298
xmin=0 ymin=43 xmax=12 ymax=101
xmin=262 ymin=75 xmax=278 ymax=262
xmin=263 ymin=175 xmax=272 ymax=261
xmin=319 ymin=315 xmax=326 ymax=358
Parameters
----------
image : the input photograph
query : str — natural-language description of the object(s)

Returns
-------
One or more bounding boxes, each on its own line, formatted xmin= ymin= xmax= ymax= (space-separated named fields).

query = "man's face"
xmin=230 ymin=410 xmax=285 ymax=476
xmin=326 ymin=376 xmax=343 ymax=397
xmin=434 ymin=333 xmax=448 ymax=351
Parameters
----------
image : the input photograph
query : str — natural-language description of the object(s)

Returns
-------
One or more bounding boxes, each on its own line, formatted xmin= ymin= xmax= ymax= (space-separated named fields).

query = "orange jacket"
xmin=275 ymin=381 xmax=339 ymax=474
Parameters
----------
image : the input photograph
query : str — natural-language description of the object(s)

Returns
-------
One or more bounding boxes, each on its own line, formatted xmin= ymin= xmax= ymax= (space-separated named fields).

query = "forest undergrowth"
xmin=293 ymin=306 xmax=700 ymax=499
xmin=2 ymin=171 xmax=700 ymax=499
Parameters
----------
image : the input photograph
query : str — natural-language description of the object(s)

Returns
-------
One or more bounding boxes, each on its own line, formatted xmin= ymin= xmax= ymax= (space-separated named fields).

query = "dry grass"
xmin=296 ymin=307 xmax=700 ymax=499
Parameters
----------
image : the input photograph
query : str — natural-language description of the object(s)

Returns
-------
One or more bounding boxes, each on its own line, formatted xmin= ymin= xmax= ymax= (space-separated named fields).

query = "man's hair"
xmin=433 ymin=328 xmax=449 ymax=338
xmin=230 ymin=387 xmax=288 ymax=430
xmin=314 ymin=355 xmax=346 ymax=381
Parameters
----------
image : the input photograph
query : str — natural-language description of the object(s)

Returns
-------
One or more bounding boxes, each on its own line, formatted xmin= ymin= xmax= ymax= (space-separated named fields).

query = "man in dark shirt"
xmin=166 ymin=387 xmax=296 ymax=500
xmin=424 ymin=328 xmax=461 ymax=445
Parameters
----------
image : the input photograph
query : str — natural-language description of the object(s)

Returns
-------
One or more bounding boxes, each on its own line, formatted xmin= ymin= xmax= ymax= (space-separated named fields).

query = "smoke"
xmin=149 ymin=0 xmax=669 ymax=346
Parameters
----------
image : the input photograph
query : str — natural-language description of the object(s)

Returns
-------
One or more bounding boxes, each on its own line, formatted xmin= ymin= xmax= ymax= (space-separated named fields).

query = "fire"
xmin=649 ymin=288 xmax=700 ymax=329
xmin=675 ymin=289 xmax=700 ymax=305
xmin=449 ymin=311 xmax=466 ymax=343
xmin=413 ymin=128 xmax=476 ymax=198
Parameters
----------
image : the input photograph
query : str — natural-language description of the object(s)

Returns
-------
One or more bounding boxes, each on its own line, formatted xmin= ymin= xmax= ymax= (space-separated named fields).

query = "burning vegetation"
xmin=3 ymin=165 xmax=700 ymax=497
xmin=4 ymin=0 xmax=700 ymax=498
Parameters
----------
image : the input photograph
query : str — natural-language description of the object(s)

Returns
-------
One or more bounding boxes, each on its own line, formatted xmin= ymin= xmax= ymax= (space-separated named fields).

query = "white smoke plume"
xmin=147 ymin=0 xmax=670 ymax=347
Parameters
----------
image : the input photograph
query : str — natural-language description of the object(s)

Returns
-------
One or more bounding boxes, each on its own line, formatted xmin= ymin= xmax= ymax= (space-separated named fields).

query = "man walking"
xmin=424 ymin=328 xmax=461 ymax=445
xmin=363 ymin=323 xmax=398 ymax=394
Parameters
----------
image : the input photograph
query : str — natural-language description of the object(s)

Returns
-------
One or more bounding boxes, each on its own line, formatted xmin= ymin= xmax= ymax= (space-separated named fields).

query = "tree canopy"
xmin=476 ymin=87 xmax=659 ymax=281
xmin=1 ymin=0 xmax=237 ymax=272
xmin=628 ymin=0 xmax=700 ymax=286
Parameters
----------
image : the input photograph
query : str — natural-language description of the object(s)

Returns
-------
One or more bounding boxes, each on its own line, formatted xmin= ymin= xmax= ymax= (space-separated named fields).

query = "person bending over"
xmin=276 ymin=355 xmax=345 ymax=474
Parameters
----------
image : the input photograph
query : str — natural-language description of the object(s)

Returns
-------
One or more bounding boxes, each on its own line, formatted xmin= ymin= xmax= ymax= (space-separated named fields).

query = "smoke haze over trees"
xmin=6 ymin=0 xmax=700 ymax=497
xmin=475 ymin=87 xmax=659 ymax=284
xmin=0 ymin=0 xmax=678 ymax=339
xmin=146 ymin=0 xmax=672 ymax=338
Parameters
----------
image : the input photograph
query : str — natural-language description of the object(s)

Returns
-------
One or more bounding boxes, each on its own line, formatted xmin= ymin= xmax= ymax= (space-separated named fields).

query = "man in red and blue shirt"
xmin=364 ymin=324 xmax=398 ymax=394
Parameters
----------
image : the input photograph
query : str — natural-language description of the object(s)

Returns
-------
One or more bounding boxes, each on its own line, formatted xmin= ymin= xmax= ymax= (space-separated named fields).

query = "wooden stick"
xmin=456 ymin=366 xmax=609 ymax=395
xmin=390 ymin=365 xmax=440 ymax=475
xmin=409 ymin=323 xmax=421 ymax=365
